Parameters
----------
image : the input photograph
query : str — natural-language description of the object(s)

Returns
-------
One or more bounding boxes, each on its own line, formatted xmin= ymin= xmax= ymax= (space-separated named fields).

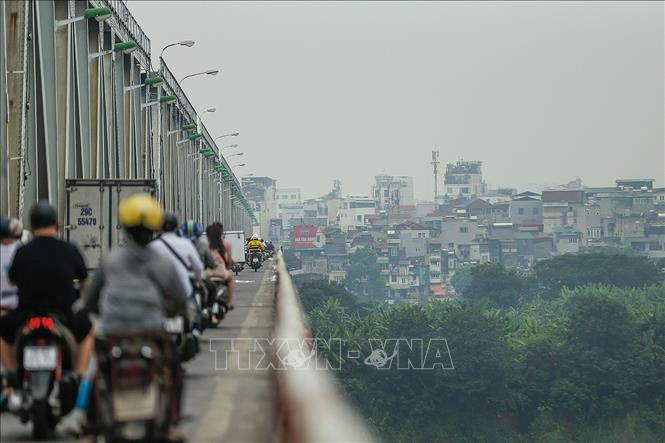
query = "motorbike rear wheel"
xmin=31 ymin=399 xmax=50 ymax=440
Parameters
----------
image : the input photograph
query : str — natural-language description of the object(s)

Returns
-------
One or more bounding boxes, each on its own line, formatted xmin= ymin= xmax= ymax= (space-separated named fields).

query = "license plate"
xmin=163 ymin=317 xmax=184 ymax=333
xmin=23 ymin=346 xmax=58 ymax=370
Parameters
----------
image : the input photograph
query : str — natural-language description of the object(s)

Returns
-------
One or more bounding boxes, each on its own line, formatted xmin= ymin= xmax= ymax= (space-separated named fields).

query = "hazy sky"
xmin=128 ymin=1 xmax=664 ymax=200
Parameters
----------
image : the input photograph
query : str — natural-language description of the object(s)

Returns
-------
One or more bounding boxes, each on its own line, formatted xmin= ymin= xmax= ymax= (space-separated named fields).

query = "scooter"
xmin=249 ymin=251 xmax=262 ymax=272
xmin=90 ymin=333 xmax=175 ymax=443
xmin=201 ymin=278 xmax=229 ymax=329
xmin=12 ymin=314 xmax=77 ymax=439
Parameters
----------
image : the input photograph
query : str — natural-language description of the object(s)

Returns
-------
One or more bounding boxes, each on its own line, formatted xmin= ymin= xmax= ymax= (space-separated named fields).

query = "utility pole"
xmin=431 ymin=150 xmax=440 ymax=203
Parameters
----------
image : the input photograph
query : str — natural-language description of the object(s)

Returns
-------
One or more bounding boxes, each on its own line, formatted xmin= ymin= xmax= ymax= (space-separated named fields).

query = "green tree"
xmin=534 ymin=253 xmax=663 ymax=296
xmin=464 ymin=262 xmax=526 ymax=308
xmin=450 ymin=265 xmax=474 ymax=295
xmin=297 ymin=280 xmax=356 ymax=313
xmin=345 ymin=247 xmax=385 ymax=299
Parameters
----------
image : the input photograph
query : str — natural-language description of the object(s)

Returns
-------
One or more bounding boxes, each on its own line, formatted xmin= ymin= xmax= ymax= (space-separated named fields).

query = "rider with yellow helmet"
xmin=79 ymin=194 xmax=188 ymax=441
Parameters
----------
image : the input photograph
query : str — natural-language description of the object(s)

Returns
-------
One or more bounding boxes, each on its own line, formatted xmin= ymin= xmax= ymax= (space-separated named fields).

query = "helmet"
xmin=162 ymin=213 xmax=179 ymax=232
xmin=251 ymin=234 xmax=259 ymax=240
xmin=30 ymin=201 xmax=57 ymax=229
xmin=0 ymin=217 xmax=22 ymax=239
xmin=118 ymin=194 xmax=164 ymax=231
xmin=181 ymin=220 xmax=204 ymax=239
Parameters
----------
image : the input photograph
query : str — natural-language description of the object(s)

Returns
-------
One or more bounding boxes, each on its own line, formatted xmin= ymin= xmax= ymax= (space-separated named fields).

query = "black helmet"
xmin=30 ymin=201 xmax=57 ymax=229
xmin=162 ymin=212 xmax=179 ymax=232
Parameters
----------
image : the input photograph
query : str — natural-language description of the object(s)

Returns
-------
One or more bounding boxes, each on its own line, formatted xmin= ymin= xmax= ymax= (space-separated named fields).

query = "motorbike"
xmin=164 ymin=313 xmax=197 ymax=363
xmin=12 ymin=313 xmax=77 ymax=439
xmin=232 ymin=262 xmax=243 ymax=276
xmin=249 ymin=251 xmax=262 ymax=272
xmin=201 ymin=278 xmax=229 ymax=329
xmin=90 ymin=333 xmax=175 ymax=443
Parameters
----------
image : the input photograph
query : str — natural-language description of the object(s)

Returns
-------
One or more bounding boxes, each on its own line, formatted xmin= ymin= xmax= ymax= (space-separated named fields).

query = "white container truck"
xmin=65 ymin=179 xmax=156 ymax=269
xmin=224 ymin=230 xmax=246 ymax=275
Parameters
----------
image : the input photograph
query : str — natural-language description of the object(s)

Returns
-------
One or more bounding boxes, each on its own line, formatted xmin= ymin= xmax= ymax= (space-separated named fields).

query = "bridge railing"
xmin=273 ymin=252 xmax=376 ymax=443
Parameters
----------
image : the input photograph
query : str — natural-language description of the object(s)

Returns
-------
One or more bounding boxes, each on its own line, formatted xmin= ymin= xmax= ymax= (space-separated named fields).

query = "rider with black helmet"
xmin=0 ymin=201 xmax=94 ymax=391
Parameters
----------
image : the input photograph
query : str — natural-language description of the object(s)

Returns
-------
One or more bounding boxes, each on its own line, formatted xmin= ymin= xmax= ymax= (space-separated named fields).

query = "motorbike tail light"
xmin=41 ymin=317 xmax=55 ymax=331
xmin=27 ymin=316 xmax=56 ymax=332
xmin=28 ymin=317 xmax=42 ymax=331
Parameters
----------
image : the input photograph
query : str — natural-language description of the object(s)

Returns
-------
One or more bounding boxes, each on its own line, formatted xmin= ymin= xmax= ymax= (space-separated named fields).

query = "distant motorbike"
xmin=12 ymin=313 xmax=77 ymax=439
xmin=232 ymin=262 xmax=244 ymax=276
xmin=91 ymin=333 xmax=176 ymax=443
xmin=249 ymin=251 xmax=262 ymax=272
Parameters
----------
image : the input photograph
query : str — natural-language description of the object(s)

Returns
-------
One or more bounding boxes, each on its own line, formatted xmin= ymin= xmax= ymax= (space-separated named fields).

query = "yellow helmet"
xmin=118 ymin=194 xmax=164 ymax=231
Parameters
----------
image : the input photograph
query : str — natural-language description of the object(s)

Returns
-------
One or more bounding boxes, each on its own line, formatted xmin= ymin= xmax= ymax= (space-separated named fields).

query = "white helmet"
xmin=251 ymin=234 xmax=259 ymax=240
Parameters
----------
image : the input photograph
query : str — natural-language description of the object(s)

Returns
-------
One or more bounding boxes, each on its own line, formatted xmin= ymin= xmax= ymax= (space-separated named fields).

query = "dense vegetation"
xmin=297 ymin=253 xmax=665 ymax=442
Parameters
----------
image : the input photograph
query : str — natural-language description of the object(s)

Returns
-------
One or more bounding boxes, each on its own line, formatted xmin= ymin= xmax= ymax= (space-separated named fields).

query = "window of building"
xmin=532 ymin=208 xmax=539 ymax=215
xmin=460 ymin=226 xmax=468 ymax=233
xmin=518 ymin=208 xmax=524 ymax=215
xmin=461 ymin=187 xmax=470 ymax=194
xmin=384 ymin=190 xmax=389 ymax=197
xmin=448 ymin=242 xmax=454 ymax=248
xmin=447 ymin=187 xmax=453 ymax=194
xmin=390 ymin=248 xmax=398 ymax=257
xmin=291 ymin=194 xmax=297 ymax=199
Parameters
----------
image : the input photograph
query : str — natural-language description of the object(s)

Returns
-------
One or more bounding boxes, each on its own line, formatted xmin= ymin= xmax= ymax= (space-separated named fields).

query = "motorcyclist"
xmin=1 ymin=217 xmax=23 ymax=316
xmin=150 ymin=213 xmax=205 ymax=334
xmin=246 ymin=235 xmax=265 ymax=254
xmin=246 ymin=235 xmax=265 ymax=266
xmin=181 ymin=220 xmax=229 ymax=320
xmin=181 ymin=220 xmax=216 ymax=271
xmin=0 ymin=202 xmax=93 ymax=395
xmin=206 ymin=223 xmax=235 ymax=311
xmin=79 ymin=194 xmax=189 ymax=442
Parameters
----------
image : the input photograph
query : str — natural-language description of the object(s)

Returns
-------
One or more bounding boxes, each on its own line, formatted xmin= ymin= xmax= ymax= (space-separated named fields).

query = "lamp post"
xmin=215 ymin=132 xmax=239 ymax=142
xmin=180 ymin=69 xmax=219 ymax=84
xmin=160 ymin=40 xmax=195 ymax=58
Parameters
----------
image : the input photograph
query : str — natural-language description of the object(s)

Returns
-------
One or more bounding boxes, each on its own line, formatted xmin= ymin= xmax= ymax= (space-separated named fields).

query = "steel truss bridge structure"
xmin=1 ymin=0 xmax=255 ymax=233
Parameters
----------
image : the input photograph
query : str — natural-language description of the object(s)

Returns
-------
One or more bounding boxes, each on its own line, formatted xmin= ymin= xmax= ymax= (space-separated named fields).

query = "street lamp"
xmin=227 ymin=152 xmax=244 ymax=159
xmin=232 ymin=163 xmax=246 ymax=168
xmin=180 ymin=69 xmax=219 ymax=84
xmin=160 ymin=40 xmax=195 ymax=58
xmin=215 ymin=132 xmax=239 ymax=141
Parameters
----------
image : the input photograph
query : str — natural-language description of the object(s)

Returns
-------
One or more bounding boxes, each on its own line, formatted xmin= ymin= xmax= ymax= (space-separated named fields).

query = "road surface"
xmin=0 ymin=266 xmax=276 ymax=443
